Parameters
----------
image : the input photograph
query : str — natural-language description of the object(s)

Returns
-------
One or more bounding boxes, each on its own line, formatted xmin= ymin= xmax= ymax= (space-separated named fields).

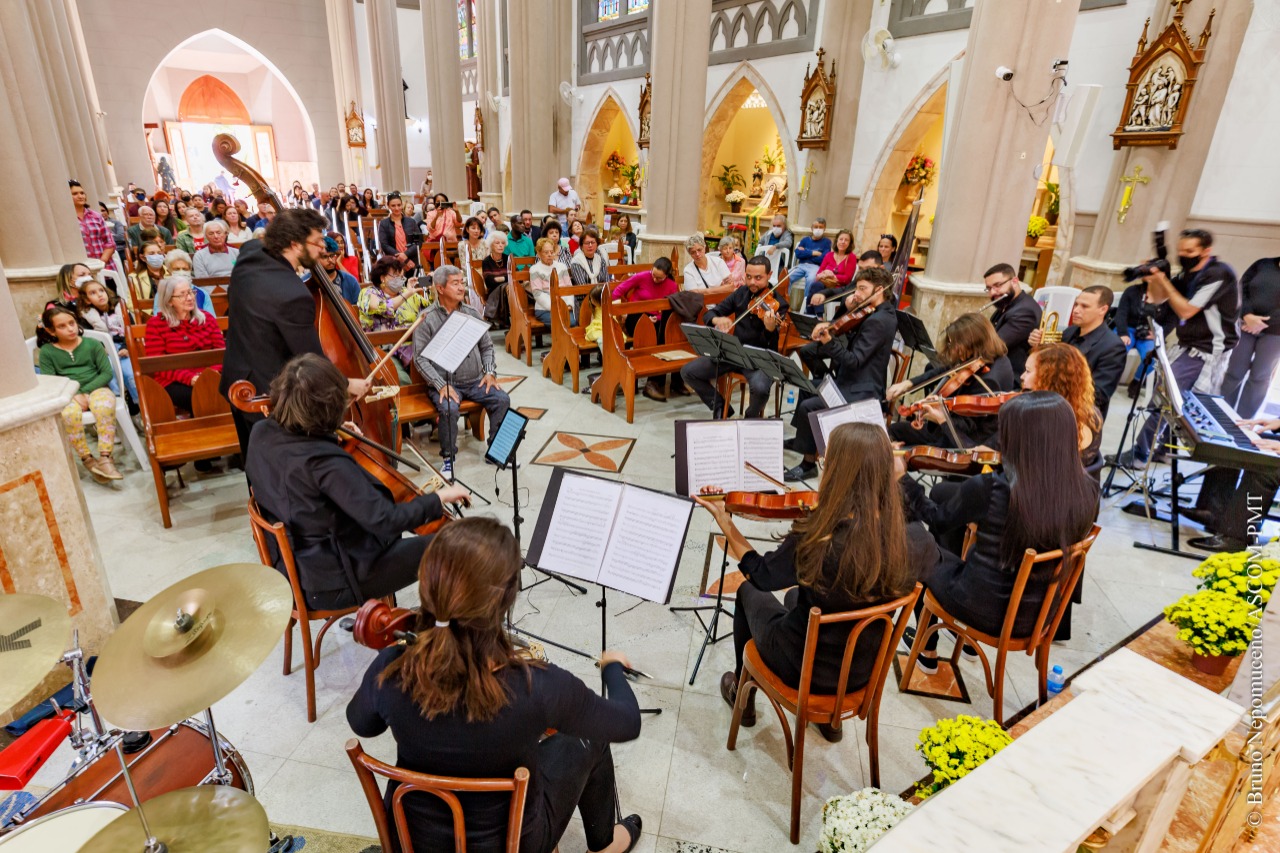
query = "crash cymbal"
xmin=0 ymin=593 xmax=72 ymax=714
xmin=92 ymin=564 xmax=292 ymax=730
xmin=78 ymin=786 xmax=268 ymax=853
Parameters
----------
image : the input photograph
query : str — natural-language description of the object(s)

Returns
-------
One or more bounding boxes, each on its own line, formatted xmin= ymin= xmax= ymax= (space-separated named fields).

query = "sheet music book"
xmin=526 ymin=469 xmax=694 ymax=604
xmin=420 ymin=311 xmax=491 ymax=374
xmin=674 ymin=419 xmax=785 ymax=497
xmin=809 ymin=398 xmax=887 ymax=454
xmin=818 ymin=376 xmax=846 ymax=409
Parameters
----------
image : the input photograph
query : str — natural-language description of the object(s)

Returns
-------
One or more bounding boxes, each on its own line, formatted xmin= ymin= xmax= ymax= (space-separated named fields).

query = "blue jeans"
xmin=427 ymin=377 xmax=510 ymax=458
xmin=787 ymin=264 xmax=819 ymax=312
xmin=109 ymin=354 xmax=138 ymax=404
xmin=1125 ymin=327 xmax=1155 ymax=380
xmin=534 ymin=305 xmax=577 ymax=326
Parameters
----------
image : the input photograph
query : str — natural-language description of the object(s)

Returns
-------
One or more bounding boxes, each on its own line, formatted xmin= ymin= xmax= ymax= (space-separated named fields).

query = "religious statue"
xmin=1111 ymin=3 xmax=1214 ymax=149
xmin=465 ymin=141 xmax=482 ymax=200
xmin=637 ymin=72 xmax=651 ymax=149
xmin=157 ymin=155 xmax=176 ymax=193
xmin=804 ymin=96 xmax=827 ymax=139
xmin=750 ymin=163 xmax=764 ymax=198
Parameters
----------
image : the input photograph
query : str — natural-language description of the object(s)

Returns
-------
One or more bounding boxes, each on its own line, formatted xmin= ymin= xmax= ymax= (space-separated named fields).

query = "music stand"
xmin=787 ymin=311 xmax=822 ymax=340
xmin=683 ymin=323 xmax=754 ymax=416
xmin=895 ymin=310 xmax=939 ymax=374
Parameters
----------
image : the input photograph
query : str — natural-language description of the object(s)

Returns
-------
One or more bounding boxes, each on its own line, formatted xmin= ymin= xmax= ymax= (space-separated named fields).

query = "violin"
xmin=351 ymin=598 xmax=417 ymax=649
xmin=729 ymin=279 xmax=787 ymax=330
xmin=896 ymin=391 xmax=1019 ymax=430
xmin=936 ymin=358 xmax=990 ymax=398
xmin=898 ymin=446 xmax=1002 ymax=475
xmin=722 ymin=490 xmax=819 ymax=519
xmin=820 ymin=282 xmax=894 ymax=339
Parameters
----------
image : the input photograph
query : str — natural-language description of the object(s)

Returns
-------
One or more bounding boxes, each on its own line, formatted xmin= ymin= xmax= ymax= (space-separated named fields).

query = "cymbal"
xmin=78 ymin=786 xmax=268 ymax=853
xmin=93 ymin=564 xmax=292 ymax=730
xmin=0 ymin=593 xmax=72 ymax=714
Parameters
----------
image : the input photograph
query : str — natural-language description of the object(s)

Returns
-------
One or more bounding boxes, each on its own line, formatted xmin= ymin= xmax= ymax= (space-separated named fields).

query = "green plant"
xmin=619 ymin=161 xmax=641 ymax=194
xmin=1027 ymin=215 xmax=1049 ymax=239
xmin=819 ymin=788 xmax=914 ymax=852
xmin=1044 ymin=181 xmax=1060 ymax=218
xmin=760 ymin=144 xmax=781 ymax=172
xmin=915 ymin=715 xmax=1012 ymax=798
xmin=715 ymin=164 xmax=746 ymax=195
xmin=1164 ymin=589 xmax=1260 ymax=658
xmin=1193 ymin=551 xmax=1279 ymax=608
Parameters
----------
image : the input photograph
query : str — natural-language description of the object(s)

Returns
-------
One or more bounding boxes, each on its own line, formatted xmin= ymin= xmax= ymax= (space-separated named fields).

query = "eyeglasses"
xmin=305 ymin=238 xmax=327 ymax=250
xmin=985 ymin=278 xmax=1014 ymax=291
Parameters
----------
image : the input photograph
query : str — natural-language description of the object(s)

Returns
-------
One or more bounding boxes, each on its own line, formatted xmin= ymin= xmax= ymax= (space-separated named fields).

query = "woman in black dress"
xmin=698 ymin=423 xmax=935 ymax=741
xmin=347 ymin=517 xmax=644 ymax=853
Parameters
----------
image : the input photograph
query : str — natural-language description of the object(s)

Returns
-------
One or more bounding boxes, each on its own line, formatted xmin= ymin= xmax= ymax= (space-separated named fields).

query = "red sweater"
xmin=144 ymin=312 xmax=225 ymax=386
xmin=817 ymin=252 xmax=858 ymax=286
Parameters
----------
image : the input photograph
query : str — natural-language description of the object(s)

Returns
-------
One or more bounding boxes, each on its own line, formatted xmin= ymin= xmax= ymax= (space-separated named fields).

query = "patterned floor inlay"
xmin=892 ymin=651 xmax=972 ymax=704
xmin=515 ymin=406 xmax=547 ymax=420
xmin=495 ymin=374 xmax=526 ymax=394
xmin=531 ymin=432 xmax=636 ymax=473
xmin=701 ymin=533 xmax=774 ymax=598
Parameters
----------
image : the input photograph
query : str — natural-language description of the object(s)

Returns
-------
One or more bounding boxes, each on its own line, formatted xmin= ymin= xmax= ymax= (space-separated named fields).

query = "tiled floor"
xmin=41 ymin=338 xmax=1242 ymax=851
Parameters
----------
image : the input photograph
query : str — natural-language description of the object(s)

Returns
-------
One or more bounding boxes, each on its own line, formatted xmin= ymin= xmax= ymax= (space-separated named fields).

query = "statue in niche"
xmin=796 ymin=47 xmax=836 ymax=151
xmin=804 ymin=95 xmax=827 ymax=139
xmin=750 ymin=163 xmax=764 ymax=197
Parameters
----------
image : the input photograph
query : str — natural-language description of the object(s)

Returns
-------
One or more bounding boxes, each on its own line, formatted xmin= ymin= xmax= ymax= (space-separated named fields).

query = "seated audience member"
xmin=222 ymin=205 xmax=253 ymax=245
xmin=317 ymin=235 xmax=361 ymax=307
xmin=786 ymin=218 xmax=832 ymax=303
xmin=504 ymin=216 xmax=536 ymax=261
xmin=460 ymin=216 xmax=488 ymax=264
xmin=612 ymin=255 xmax=677 ymax=340
xmin=584 ymin=284 xmax=607 ymax=344
xmin=528 ymin=237 xmax=573 ymax=326
xmin=175 ymin=208 xmax=207 ymax=254
xmin=247 ymin=354 xmax=470 ymax=610
xmin=361 ymin=187 xmax=381 ymax=211
xmin=208 ymin=198 xmax=228 ymax=222
xmin=125 ymin=187 xmax=146 ymax=218
xmin=130 ymin=244 xmax=168 ymax=302
xmin=877 ymin=233 xmax=898 ymax=266
xmin=38 ymin=306 xmax=124 ymax=483
xmin=346 ymin=518 xmax=643 ymax=853
xmin=37 ymin=263 xmax=95 ymax=345
xmin=682 ymin=233 xmax=731 ymax=291
xmin=377 ymin=193 xmax=424 ymax=274
xmin=539 ymin=220 xmax=573 ymax=267
xmin=412 ymin=265 xmax=511 ymax=481
xmin=246 ymin=202 xmax=276 ymax=231
xmin=718 ymin=235 xmax=746 ymax=287
xmin=76 ymin=278 xmax=136 ymax=404
xmin=423 ymin=193 xmax=463 ymax=242
xmin=610 ymin=213 xmax=637 ymax=256
xmin=359 ymin=256 xmax=431 ymax=384
xmin=143 ymin=275 xmax=225 ymax=414
xmin=804 ymin=229 xmax=857 ymax=315
xmin=164 ymin=249 xmax=216 ymax=315
xmin=900 ymin=392 xmax=1099 ymax=671
xmin=481 ymin=232 xmax=511 ymax=325
xmin=758 ymin=214 xmax=793 ymax=263
xmin=1027 ymin=285 xmax=1126 ymax=421
xmin=192 ymin=220 xmax=239 ymax=279
xmin=154 ymin=199 xmax=182 ymax=239
xmin=568 ymin=219 xmax=586 ymax=255
xmin=484 ymin=206 xmax=504 ymax=235
xmin=569 ymin=227 xmax=611 ymax=287
xmin=698 ymin=423 xmax=932 ymax=740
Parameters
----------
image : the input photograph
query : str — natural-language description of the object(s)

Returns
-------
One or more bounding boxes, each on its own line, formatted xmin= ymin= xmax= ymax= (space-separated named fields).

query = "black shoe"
xmin=900 ymin=627 xmax=939 ymax=674
xmin=783 ymin=462 xmax=817 ymax=483
xmin=782 ymin=437 xmax=797 ymax=452
xmin=1179 ymin=507 xmax=1214 ymax=527
xmin=815 ymin=721 xmax=843 ymax=743
xmin=194 ymin=459 xmax=215 ymax=473
xmin=720 ymin=671 xmax=756 ymax=727
xmin=1188 ymin=534 xmax=1246 ymax=553
xmin=619 ymin=814 xmax=643 ymax=852
xmin=716 ymin=406 xmax=736 ymax=421
xmin=1126 ymin=379 xmax=1142 ymax=399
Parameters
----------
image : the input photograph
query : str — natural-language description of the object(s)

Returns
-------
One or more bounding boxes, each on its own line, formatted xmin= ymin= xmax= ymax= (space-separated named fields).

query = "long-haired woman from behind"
xmin=900 ymin=392 xmax=1099 ymax=670
xmin=347 ymin=517 xmax=643 ymax=853
xmin=697 ymin=423 xmax=934 ymax=741
xmin=1020 ymin=343 xmax=1104 ymax=470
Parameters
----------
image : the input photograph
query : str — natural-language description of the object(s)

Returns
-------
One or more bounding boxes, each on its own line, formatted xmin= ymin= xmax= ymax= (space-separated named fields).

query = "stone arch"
xmin=576 ymin=89 xmax=640 ymax=225
xmin=699 ymin=63 xmax=800 ymax=234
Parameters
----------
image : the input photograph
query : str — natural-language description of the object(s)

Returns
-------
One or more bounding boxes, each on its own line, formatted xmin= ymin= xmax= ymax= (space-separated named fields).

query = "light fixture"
xmin=742 ymin=90 xmax=767 ymax=109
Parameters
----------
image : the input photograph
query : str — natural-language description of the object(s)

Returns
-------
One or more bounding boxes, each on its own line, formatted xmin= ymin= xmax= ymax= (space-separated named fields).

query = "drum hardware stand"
xmin=202 ymin=709 xmax=234 ymax=786
xmin=112 ymin=739 xmax=167 ymax=853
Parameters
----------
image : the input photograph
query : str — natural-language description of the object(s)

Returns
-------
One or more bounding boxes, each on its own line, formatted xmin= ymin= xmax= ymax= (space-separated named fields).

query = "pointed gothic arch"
xmin=577 ymin=89 xmax=640 ymax=225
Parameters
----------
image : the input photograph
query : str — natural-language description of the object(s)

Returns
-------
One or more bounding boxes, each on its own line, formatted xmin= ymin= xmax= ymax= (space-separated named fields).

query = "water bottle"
xmin=1046 ymin=664 xmax=1065 ymax=696
xmin=785 ymin=386 xmax=797 ymax=407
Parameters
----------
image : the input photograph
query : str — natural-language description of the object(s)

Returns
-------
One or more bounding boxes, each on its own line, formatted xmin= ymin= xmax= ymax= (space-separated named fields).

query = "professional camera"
xmin=1122 ymin=222 xmax=1171 ymax=282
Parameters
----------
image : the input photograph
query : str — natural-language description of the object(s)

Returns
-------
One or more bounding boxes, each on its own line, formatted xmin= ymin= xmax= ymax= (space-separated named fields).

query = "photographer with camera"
xmin=1112 ymin=228 xmax=1239 ymax=470
xmin=377 ymin=192 xmax=424 ymax=274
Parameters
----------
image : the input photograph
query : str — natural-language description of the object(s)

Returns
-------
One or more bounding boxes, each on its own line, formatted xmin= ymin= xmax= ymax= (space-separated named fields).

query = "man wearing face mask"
xmin=1113 ymin=228 xmax=1239 ymax=470
xmin=758 ymin=215 xmax=793 ymax=265
xmin=785 ymin=218 xmax=831 ymax=308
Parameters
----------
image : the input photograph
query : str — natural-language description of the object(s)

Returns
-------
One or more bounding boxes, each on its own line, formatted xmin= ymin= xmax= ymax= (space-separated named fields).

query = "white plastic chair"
xmin=762 ymin=246 xmax=790 ymax=284
xmin=25 ymin=332 xmax=148 ymax=471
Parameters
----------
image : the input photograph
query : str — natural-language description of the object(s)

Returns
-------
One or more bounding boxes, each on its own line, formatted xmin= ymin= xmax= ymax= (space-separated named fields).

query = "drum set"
xmin=0 ymin=563 xmax=293 ymax=852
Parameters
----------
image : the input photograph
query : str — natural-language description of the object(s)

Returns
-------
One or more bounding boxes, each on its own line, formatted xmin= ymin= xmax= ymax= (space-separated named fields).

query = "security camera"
xmin=996 ymin=66 xmax=1015 ymax=82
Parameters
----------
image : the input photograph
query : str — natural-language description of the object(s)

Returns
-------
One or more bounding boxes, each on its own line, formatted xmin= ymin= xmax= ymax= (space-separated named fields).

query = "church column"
xmin=638 ymin=0 xmax=713 ymax=263
xmin=1070 ymin=0 xmax=1253 ymax=292
xmin=422 ymin=0 xmax=468 ymax=202
xmin=794 ymin=0 xmax=873 ymax=228
xmin=911 ymin=0 xmax=1082 ymax=337
xmin=474 ymin=0 xmax=505 ymax=211
xmin=0 ymin=0 xmax=97 ymax=327
xmin=506 ymin=0 xmax=572 ymax=211
xmin=365 ymin=0 xmax=411 ymax=194
xmin=325 ymin=0 xmax=365 ymax=185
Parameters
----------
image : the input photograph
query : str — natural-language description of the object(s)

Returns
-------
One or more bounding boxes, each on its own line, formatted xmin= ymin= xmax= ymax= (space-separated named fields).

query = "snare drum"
xmin=13 ymin=719 xmax=252 ymax=825
xmin=0 ymin=803 xmax=126 ymax=851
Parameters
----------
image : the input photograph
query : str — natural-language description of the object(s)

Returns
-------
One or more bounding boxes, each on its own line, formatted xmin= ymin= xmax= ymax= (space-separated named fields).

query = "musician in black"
xmin=220 ymin=208 xmax=371 ymax=457
xmin=784 ymin=267 xmax=897 ymax=483
xmin=984 ymin=263 xmax=1042 ymax=380
xmin=1184 ymin=416 xmax=1280 ymax=553
xmin=680 ymin=256 xmax=786 ymax=420
xmin=886 ymin=313 xmax=1016 ymax=449
xmin=1027 ymin=286 xmax=1127 ymax=421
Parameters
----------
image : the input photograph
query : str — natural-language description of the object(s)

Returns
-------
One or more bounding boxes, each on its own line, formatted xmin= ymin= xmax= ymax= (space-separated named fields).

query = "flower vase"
xmin=1192 ymin=651 xmax=1232 ymax=676
xmin=1025 ymin=235 xmax=1039 ymax=248
xmin=730 ymin=201 xmax=742 ymax=213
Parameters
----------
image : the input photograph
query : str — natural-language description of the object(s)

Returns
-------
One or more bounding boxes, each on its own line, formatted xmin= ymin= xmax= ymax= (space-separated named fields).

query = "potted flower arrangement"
xmin=1192 ymin=550 xmax=1279 ymax=609
xmin=901 ymin=153 xmax=937 ymax=188
xmin=619 ymin=161 xmax=641 ymax=204
xmin=1044 ymin=181 xmax=1061 ymax=225
xmin=605 ymin=150 xmax=625 ymax=181
xmin=1163 ymin=589 xmax=1261 ymax=675
xmin=818 ymin=787 xmax=914 ymax=852
xmin=915 ymin=715 xmax=1013 ymax=798
xmin=1026 ymin=215 xmax=1049 ymax=247
xmin=607 ymin=186 xmax=624 ymax=201
xmin=725 ymin=190 xmax=747 ymax=213
xmin=761 ymin=143 xmax=784 ymax=175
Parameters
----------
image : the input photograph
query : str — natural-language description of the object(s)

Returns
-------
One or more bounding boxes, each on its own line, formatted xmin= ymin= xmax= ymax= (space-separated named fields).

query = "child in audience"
xmin=76 ymin=278 xmax=137 ymax=405
xmin=38 ymin=306 xmax=124 ymax=483
xmin=584 ymin=285 xmax=605 ymax=344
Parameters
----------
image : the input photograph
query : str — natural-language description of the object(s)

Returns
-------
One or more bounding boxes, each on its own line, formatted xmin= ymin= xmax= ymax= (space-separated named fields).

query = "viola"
xmin=699 ymin=486 xmax=819 ymax=520
xmin=936 ymin=358 xmax=990 ymax=398
xmin=944 ymin=391 xmax=1021 ymax=418
xmin=352 ymin=598 xmax=417 ymax=649
xmin=821 ymin=282 xmax=894 ymax=339
xmin=899 ymin=446 xmax=1002 ymax=475
xmin=730 ymin=279 xmax=787 ymax=330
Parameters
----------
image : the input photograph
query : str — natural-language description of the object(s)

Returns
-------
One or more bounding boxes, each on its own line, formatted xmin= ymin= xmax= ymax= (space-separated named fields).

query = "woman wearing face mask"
xmin=130 ymin=244 xmax=169 ymax=302
xmin=358 ymin=256 xmax=431 ymax=384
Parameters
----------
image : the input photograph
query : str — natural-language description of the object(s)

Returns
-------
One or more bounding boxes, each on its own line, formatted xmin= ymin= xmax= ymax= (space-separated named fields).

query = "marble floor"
xmin=32 ymin=339 xmax=1254 ymax=852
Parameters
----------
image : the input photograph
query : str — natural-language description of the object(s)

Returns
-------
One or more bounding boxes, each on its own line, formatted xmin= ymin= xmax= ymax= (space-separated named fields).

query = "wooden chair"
xmin=541 ymin=269 xmax=598 ymax=393
xmin=247 ymin=496 xmax=361 ymax=723
xmin=504 ymin=268 xmax=546 ymax=365
xmin=727 ymin=584 xmax=923 ymax=844
xmin=898 ymin=524 xmax=1101 ymax=726
xmin=346 ymin=739 xmax=530 ymax=853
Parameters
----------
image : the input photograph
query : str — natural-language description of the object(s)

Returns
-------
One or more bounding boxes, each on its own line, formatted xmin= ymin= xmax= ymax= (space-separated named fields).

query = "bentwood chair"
xmin=727 ymin=584 xmax=923 ymax=844
xmin=247 ymin=496 xmax=364 ymax=723
xmin=346 ymin=739 xmax=531 ymax=853
xmin=899 ymin=524 xmax=1101 ymax=726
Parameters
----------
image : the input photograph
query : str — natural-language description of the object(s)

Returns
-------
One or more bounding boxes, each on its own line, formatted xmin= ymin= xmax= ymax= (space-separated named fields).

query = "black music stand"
xmin=683 ymin=323 xmax=753 ymax=417
xmin=896 ymin=310 xmax=939 ymax=375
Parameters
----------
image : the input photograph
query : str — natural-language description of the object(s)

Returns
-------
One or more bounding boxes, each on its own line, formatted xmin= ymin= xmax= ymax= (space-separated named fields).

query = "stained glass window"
xmin=457 ymin=0 xmax=476 ymax=59
xmin=597 ymin=0 xmax=621 ymax=21
xmin=627 ymin=0 xmax=650 ymax=12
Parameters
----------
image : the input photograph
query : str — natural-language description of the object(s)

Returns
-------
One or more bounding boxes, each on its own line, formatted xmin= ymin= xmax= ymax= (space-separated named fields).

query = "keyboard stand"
xmin=1132 ymin=452 xmax=1204 ymax=561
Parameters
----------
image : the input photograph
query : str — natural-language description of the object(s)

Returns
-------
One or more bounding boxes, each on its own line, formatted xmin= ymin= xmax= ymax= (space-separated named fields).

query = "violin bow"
xmin=363 ymin=311 xmax=427 ymax=384
xmin=887 ymin=357 xmax=986 ymax=402
xmin=335 ymin=426 xmax=422 ymax=471
xmin=744 ymin=461 xmax=792 ymax=494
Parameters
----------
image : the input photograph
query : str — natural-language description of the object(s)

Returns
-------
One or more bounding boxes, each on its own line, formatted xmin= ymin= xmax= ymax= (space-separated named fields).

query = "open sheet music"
xmin=420 ymin=311 xmax=491 ymax=374
xmin=810 ymin=398 xmax=887 ymax=454
xmin=527 ymin=469 xmax=694 ymax=604
xmin=818 ymin=376 xmax=847 ymax=409
xmin=674 ymin=419 xmax=785 ymax=497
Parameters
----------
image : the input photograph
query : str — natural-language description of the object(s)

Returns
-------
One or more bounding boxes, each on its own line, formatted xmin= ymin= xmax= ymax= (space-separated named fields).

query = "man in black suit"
xmin=1028 ymin=285 xmax=1128 ymax=421
xmin=984 ymin=263 xmax=1042 ymax=380
xmin=220 ymin=208 xmax=371 ymax=457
